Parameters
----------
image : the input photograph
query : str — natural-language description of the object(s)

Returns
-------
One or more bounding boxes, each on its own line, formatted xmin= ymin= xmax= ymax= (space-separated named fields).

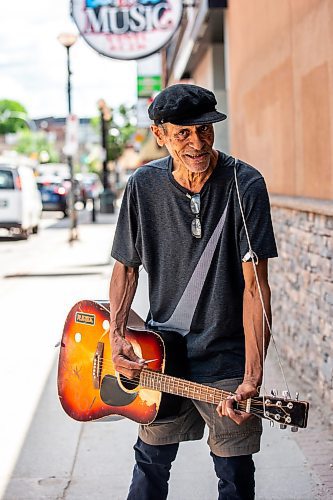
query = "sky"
xmin=0 ymin=0 xmax=138 ymax=119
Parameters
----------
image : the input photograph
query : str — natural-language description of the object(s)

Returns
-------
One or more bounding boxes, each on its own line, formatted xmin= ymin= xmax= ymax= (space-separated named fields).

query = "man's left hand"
xmin=216 ymin=381 xmax=259 ymax=425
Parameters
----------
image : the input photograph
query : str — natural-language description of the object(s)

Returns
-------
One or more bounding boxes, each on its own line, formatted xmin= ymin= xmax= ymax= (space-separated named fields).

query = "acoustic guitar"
xmin=57 ymin=300 xmax=309 ymax=430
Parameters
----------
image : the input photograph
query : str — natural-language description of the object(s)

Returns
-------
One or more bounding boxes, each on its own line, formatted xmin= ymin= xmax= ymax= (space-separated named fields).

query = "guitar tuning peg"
xmin=279 ymin=424 xmax=287 ymax=430
xmin=282 ymin=390 xmax=291 ymax=400
xmin=271 ymin=389 xmax=278 ymax=396
xmin=295 ymin=392 xmax=299 ymax=401
xmin=291 ymin=426 xmax=299 ymax=432
xmin=270 ymin=420 xmax=275 ymax=428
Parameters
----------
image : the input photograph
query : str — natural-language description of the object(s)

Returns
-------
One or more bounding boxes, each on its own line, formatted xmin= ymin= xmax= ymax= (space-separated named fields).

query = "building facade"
xmin=164 ymin=0 xmax=228 ymax=152
xmin=164 ymin=0 xmax=333 ymax=414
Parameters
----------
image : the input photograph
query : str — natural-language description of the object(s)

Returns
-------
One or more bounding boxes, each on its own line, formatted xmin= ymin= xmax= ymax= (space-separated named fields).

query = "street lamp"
xmin=97 ymin=98 xmax=111 ymax=190
xmin=97 ymin=99 xmax=115 ymax=214
xmin=57 ymin=32 xmax=79 ymax=243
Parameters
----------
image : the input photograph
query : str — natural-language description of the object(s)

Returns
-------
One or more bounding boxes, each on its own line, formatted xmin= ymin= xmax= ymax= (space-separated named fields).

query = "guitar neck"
xmin=139 ymin=369 xmax=309 ymax=429
xmin=140 ymin=369 xmax=240 ymax=407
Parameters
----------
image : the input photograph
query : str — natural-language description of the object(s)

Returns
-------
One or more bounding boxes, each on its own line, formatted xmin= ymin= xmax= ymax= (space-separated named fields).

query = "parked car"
xmin=37 ymin=176 xmax=70 ymax=216
xmin=0 ymin=155 xmax=42 ymax=238
xmin=37 ymin=163 xmax=71 ymax=179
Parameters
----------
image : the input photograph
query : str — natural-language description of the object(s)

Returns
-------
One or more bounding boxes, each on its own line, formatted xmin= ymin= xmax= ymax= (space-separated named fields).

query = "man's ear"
xmin=151 ymin=124 xmax=166 ymax=147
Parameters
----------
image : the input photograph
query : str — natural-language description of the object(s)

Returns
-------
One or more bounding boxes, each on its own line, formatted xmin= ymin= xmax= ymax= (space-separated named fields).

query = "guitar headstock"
xmin=250 ymin=392 xmax=309 ymax=430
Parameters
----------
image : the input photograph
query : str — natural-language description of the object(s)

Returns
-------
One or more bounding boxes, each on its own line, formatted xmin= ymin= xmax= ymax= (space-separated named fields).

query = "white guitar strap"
xmin=233 ymin=159 xmax=290 ymax=395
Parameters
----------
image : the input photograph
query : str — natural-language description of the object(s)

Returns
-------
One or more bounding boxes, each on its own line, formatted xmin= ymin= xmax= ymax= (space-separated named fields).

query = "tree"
xmin=91 ymin=103 xmax=136 ymax=163
xmin=0 ymin=99 xmax=29 ymax=135
xmin=15 ymin=130 xmax=59 ymax=163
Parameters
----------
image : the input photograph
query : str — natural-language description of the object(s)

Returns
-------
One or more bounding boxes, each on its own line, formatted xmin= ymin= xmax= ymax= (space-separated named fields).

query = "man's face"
xmin=151 ymin=123 xmax=216 ymax=173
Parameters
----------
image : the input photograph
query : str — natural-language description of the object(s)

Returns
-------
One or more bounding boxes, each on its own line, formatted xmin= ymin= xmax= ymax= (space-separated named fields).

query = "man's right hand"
xmin=110 ymin=330 xmax=145 ymax=379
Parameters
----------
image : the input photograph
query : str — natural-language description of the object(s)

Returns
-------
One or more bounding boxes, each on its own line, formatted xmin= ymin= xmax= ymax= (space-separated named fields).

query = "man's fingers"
xmin=121 ymin=343 xmax=141 ymax=362
xmin=216 ymin=401 xmax=224 ymax=417
xmin=117 ymin=357 xmax=144 ymax=370
xmin=227 ymin=409 xmax=252 ymax=425
xmin=116 ymin=356 xmax=145 ymax=379
xmin=216 ymin=397 xmax=234 ymax=417
xmin=216 ymin=395 xmax=252 ymax=425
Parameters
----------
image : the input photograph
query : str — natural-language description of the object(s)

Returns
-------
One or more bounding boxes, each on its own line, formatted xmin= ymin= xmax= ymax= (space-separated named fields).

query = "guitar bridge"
xmin=92 ymin=342 xmax=104 ymax=389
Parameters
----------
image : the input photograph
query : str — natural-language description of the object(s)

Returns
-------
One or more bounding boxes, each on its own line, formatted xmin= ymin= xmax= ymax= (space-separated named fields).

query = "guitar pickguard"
xmin=100 ymin=375 xmax=137 ymax=407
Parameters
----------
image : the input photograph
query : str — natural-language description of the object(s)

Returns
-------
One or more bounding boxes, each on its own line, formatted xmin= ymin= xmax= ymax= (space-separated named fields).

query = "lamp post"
xmin=97 ymin=99 xmax=111 ymax=190
xmin=97 ymin=99 xmax=115 ymax=214
xmin=57 ymin=32 xmax=79 ymax=243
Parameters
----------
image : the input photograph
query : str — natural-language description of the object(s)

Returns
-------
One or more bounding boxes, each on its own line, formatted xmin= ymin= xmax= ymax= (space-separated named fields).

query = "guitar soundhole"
xmin=119 ymin=374 xmax=140 ymax=392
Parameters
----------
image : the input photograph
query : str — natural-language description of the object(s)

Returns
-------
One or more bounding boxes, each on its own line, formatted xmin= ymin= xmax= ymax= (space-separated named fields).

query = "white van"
xmin=0 ymin=155 xmax=42 ymax=238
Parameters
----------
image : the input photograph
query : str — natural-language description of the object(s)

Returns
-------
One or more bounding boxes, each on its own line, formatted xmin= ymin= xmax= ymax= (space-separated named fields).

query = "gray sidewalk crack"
xmin=58 ymin=423 xmax=85 ymax=500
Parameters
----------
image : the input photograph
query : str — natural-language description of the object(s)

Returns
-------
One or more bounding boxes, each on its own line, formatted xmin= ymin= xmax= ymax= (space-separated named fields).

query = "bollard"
xmin=99 ymin=189 xmax=115 ymax=214
xmin=91 ymin=197 xmax=96 ymax=223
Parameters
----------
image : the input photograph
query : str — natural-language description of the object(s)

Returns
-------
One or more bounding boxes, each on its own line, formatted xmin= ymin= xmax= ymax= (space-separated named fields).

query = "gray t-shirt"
xmin=111 ymin=152 xmax=278 ymax=382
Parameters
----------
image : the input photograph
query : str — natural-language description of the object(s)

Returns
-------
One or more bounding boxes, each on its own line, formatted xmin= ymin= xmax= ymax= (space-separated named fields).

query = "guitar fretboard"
xmin=140 ymin=369 xmax=244 ymax=408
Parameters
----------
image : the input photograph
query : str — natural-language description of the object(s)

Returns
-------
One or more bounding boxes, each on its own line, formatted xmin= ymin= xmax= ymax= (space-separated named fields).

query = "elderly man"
xmin=109 ymin=84 xmax=277 ymax=500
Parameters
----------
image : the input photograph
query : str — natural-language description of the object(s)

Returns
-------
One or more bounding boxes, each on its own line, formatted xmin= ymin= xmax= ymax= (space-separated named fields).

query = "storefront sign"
xmin=71 ymin=0 xmax=183 ymax=60
xmin=137 ymin=75 xmax=162 ymax=97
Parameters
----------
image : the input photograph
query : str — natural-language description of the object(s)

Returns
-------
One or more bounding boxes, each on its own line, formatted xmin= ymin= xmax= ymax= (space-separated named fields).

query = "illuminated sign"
xmin=71 ymin=0 xmax=183 ymax=60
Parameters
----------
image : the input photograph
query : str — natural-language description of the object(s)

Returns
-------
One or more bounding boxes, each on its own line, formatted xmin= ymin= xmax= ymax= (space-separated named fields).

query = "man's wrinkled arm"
xmin=241 ymin=259 xmax=271 ymax=393
xmin=109 ymin=260 xmax=144 ymax=378
xmin=217 ymin=259 xmax=272 ymax=424
xmin=109 ymin=260 xmax=139 ymax=337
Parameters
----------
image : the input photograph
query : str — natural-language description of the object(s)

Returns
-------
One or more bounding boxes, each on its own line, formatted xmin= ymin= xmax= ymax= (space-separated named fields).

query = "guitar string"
xmin=78 ymin=344 xmax=300 ymax=424
xmin=94 ymin=355 xmax=287 ymax=406
xmin=140 ymin=370 xmax=287 ymax=412
xmin=97 ymin=359 xmax=236 ymax=400
xmin=92 ymin=354 xmax=289 ymax=422
xmin=89 ymin=358 xmax=296 ymax=421
xmin=94 ymin=356 xmax=282 ymax=410
xmin=92 ymin=360 xmax=292 ymax=414
xmin=95 ymin=351 xmax=281 ymax=408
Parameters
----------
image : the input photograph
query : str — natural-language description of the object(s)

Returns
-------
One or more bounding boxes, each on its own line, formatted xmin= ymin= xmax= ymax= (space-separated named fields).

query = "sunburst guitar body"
xmin=57 ymin=300 xmax=184 ymax=424
xmin=58 ymin=300 xmax=309 ymax=430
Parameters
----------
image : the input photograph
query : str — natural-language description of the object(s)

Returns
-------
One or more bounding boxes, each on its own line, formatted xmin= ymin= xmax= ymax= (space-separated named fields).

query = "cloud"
xmin=0 ymin=76 xmax=29 ymax=108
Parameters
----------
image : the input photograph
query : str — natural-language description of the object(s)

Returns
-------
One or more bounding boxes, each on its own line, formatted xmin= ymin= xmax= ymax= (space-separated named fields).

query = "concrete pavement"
xmin=1 ymin=209 xmax=332 ymax=499
xmin=5 ymin=354 xmax=330 ymax=500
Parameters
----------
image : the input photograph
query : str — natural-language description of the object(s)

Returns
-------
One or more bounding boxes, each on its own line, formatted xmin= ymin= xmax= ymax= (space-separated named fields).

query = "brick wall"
xmin=269 ymin=198 xmax=333 ymax=415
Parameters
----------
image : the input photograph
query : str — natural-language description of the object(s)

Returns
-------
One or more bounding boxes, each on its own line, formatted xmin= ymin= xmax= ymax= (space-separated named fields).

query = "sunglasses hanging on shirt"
xmin=187 ymin=193 xmax=201 ymax=238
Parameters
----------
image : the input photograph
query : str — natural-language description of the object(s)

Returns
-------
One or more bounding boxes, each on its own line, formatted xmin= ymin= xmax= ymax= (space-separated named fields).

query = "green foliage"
xmin=0 ymin=99 xmax=29 ymax=135
xmin=15 ymin=130 xmax=59 ymax=163
xmin=107 ymin=137 xmax=123 ymax=162
xmin=90 ymin=115 xmax=100 ymax=132
xmin=90 ymin=103 xmax=136 ymax=163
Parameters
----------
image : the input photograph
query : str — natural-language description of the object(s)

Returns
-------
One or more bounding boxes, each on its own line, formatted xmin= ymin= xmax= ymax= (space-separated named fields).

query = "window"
xmin=0 ymin=169 xmax=15 ymax=190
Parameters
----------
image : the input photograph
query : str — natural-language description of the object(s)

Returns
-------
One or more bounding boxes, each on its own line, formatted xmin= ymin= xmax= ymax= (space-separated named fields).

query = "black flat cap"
xmin=148 ymin=83 xmax=227 ymax=126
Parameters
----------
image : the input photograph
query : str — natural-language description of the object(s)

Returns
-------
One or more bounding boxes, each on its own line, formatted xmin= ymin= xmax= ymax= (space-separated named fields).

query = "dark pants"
xmin=127 ymin=437 xmax=255 ymax=500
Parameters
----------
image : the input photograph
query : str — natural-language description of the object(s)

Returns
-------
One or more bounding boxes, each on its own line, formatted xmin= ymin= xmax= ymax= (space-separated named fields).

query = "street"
xmin=0 ymin=210 xmax=332 ymax=499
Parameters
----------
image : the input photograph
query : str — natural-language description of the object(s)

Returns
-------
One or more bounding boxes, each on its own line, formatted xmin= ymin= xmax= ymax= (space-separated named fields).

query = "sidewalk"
xmin=2 ymin=210 xmax=333 ymax=500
